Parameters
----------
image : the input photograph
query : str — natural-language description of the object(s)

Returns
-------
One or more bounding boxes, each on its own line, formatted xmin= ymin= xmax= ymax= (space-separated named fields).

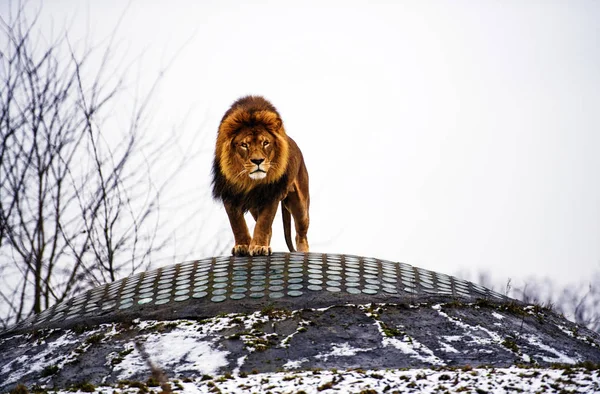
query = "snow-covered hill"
xmin=1 ymin=254 xmax=599 ymax=393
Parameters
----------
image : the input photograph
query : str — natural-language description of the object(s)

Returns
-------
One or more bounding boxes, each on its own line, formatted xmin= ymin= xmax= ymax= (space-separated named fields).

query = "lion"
xmin=212 ymin=95 xmax=310 ymax=256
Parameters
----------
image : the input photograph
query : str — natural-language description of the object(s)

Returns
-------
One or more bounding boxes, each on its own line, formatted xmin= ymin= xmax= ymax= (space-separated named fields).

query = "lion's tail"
xmin=282 ymin=202 xmax=295 ymax=252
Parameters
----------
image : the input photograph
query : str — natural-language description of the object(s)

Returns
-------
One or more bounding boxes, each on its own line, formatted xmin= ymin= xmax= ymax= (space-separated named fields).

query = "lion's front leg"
xmin=224 ymin=202 xmax=252 ymax=256
xmin=249 ymin=201 xmax=278 ymax=256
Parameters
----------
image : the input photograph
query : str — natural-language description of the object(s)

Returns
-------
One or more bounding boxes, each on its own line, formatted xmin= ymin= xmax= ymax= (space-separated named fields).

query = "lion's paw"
xmin=249 ymin=245 xmax=272 ymax=256
xmin=296 ymin=237 xmax=309 ymax=253
xmin=232 ymin=245 xmax=250 ymax=256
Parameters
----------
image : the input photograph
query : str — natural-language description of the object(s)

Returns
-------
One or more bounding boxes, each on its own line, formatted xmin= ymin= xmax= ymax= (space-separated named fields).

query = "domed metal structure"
xmin=1 ymin=252 xmax=507 ymax=335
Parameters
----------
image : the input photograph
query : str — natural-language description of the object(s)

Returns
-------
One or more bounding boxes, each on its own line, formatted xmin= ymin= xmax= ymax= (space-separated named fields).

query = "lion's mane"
xmin=211 ymin=96 xmax=291 ymax=212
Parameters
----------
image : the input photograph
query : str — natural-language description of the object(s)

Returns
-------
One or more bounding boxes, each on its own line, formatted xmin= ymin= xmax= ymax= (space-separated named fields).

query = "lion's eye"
xmin=263 ymin=141 xmax=269 ymax=147
xmin=240 ymin=143 xmax=248 ymax=149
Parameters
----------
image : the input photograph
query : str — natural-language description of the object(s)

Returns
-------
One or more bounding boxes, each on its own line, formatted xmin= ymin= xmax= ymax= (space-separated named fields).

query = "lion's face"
xmin=215 ymin=102 xmax=289 ymax=192
xmin=233 ymin=129 xmax=275 ymax=181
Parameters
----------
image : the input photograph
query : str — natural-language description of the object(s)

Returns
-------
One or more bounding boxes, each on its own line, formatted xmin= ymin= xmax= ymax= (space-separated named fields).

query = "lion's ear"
xmin=269 ymin=115 xmax=283 ymax=134
xmin=254 ymin=110 xmax=283 ymax=133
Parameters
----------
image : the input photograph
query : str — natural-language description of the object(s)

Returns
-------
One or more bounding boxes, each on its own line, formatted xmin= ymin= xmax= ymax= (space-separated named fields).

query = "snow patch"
xmin=114 ymin=324 xmax=230 ymax=379
xmin=283 ymin=358 xmax=309 ymax=369
xmin=314 ymin=342 xmax=375 ymax=361
xmin=279 ymin=320 xmax=312 ymax=348
xmin=443 ymin=335 xmax=463 ymax=342
xmin=492 ymin=312 xmax=504 ymax=320
xmin=524 ymin=334 xmax=580 ymax=364
xmin=438 ymin=341 xmax=460 ymax=353
xmin=381 ymin=334 xmax=445 ymax=366
xmin=44 ymin=367 xmax=600 ymax=393
xmin=1 ymin=328 xmax=104 ymax=386
xmin=434 ymin=305 xmax=504 ymax=347
xmin=354 ymin=307 xmax=447 ymax=366
xmin=232 ymin=355 xmax=247 ymax=375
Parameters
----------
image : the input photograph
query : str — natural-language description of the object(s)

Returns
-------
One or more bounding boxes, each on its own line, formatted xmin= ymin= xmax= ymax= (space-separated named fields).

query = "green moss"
xmin=40 ymin=365 xmax=59 ymax=377
xmin=531 ymin=303 xmax=554 ymax=314
xmin=475 ymin=299 xmax=535 ymax=318
xmin=147 ymin=376 xmax=160 ymax=387
xmin=10 ymin=384 xmax=29 ymax=394
xmin=444 ymin=300 xmax=466 ymax=309
xmin=29 ymin=385 xmax=49 ymax=394
xmin=317 ymin=381 xmax=334 ymax=391
xmin=117 ymin=380 xmax=149 ymax=392
xmin=549 ymin=361 xmax=600 ymax=371
xmin=110 ymin=347 xmax=134 ymax=365
xmin=120 ymin=347 xmax=134 ymax=356
xmin=499 ymin=302 xmax=528 ymax=317
xmin=260 ymin=305 xmax=292 ymax=319
xmin=379 ymin=322 xmax=402 ymax=337
xmin=502 ymin=337 xmax=520 ymax=353
xmin=71 ymin=324 xmax=92 ymax=335
xmin=249 ymin=337 xmax=270 ymax=351
xmin=142 ymin=321 xmax=178 ymax=333
xmin=215 ymin=373 xmax=234 ymax=382
xmin=85 ymin=333 xmax=105 ymax=345
xmin=68 ymin=382 xmax=95 ymax=392
xmin=474 ymin=299 xmax=494 ymax=309
xmin=579 ymin=361 xmax=600 ymax=371
xmin=28 ymin=385 xmax=47 ymax=394
xmin=173 ymin=380 xmax=185 ymax=390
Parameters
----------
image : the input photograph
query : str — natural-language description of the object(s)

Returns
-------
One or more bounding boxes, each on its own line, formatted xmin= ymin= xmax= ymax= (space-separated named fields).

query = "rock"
xmin=1 ymin=253 xmax=598 ymax=392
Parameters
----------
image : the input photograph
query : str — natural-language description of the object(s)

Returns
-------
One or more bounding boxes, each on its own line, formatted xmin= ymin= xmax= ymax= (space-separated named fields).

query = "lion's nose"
xmin=251 ymin=158 xmax=265 ymax=165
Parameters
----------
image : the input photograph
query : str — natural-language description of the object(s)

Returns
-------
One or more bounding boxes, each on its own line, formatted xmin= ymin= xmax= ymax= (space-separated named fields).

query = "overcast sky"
xmin=17 ymin=0 xmax=600 ymax=287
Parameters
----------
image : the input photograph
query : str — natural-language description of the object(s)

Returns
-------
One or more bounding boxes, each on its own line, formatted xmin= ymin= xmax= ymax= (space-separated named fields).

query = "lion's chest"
xmin=212 ymin=167 xmax=289 ymax=213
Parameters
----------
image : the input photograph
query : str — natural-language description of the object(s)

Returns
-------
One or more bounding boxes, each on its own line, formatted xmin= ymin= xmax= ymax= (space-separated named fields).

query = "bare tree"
xmin=0 ymin=2 xmax=210 ymax=328
xmin=467 ymin=269 xmax=600 ymax=333
xmin=510 ymin=274 xmax=600 ymax=333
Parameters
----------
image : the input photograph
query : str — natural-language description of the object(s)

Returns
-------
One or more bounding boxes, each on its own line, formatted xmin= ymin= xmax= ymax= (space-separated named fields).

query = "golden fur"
xmin=212 ymin=96 xmax=310 ymax=256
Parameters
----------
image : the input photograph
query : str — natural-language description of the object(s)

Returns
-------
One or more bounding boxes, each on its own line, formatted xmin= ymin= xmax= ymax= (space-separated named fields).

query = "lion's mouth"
xmin=249 ymin=168 xmax=267 ymax=180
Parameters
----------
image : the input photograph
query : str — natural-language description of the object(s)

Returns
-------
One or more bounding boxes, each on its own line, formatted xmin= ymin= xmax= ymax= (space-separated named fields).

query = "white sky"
xmin=14 ymin=0 xmax=600 ymax=287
